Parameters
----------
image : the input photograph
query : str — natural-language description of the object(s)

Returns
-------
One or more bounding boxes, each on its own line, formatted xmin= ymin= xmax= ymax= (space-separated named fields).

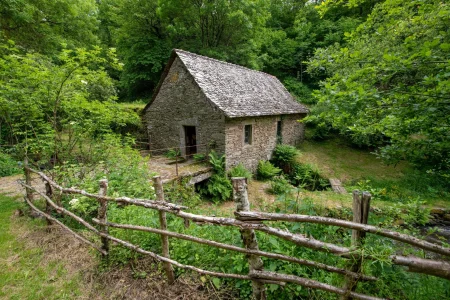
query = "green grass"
xmin=0 ymin=195 xmax=83 ymax=299
xmin=297 ymin=138 xmax=450 ymax=208
xmin=116 ymin=101 xmax=146 ymax=112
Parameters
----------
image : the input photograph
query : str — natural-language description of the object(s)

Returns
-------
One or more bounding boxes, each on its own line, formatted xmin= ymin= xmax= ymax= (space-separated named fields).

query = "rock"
xmin=444 ymin=214 xmax=450 ymax=221
xmin=430 ymin=208 xmax=446 ymax=215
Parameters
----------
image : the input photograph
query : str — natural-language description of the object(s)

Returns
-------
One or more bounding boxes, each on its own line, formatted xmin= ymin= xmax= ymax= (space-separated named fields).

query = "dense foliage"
xmin=256 ymin=160 xmax=281 ymax=181
xmin=2 ymin=1 xmax=450 ymax=299
xmin=3 ymin=0 xmax=447 ymax=175
xmin=308 ymin=0 xmax=450 ymax=176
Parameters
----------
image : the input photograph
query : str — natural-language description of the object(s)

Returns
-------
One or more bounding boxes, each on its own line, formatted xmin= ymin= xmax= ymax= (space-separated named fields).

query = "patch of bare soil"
xmin=10 ymin=213 xmax=228 ymax=300
xmin=0 ymin=174 xmax=45 ymax=198
xmin=144 ymin=154 xmax=210 ymax=181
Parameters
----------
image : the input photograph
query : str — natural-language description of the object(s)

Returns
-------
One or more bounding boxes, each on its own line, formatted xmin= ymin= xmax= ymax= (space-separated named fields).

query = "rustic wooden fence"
xmin=20 ymin=166 xmax=450 ymax=300
xmin=139 ymin=143 xmax=210 ymax=177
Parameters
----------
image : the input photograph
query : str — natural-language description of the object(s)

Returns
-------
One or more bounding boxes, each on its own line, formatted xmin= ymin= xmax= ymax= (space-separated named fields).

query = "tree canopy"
xmin=308 ymin=0 xmax=450 ymax=175
xmin=0 ymin=0 xmax=449 ymax=175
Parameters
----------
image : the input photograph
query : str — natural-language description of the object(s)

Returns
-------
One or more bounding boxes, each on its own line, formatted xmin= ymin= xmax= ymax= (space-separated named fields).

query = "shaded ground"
xmin=144 ymin=154 xmax=210 ymax=182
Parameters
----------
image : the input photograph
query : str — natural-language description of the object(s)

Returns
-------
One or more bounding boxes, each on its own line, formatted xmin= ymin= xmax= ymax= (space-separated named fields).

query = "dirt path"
xmin=0 ymin=174 xmax=45 ymax=198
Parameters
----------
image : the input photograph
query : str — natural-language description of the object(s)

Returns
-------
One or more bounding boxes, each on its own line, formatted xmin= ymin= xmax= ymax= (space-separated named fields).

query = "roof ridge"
xmin=174 ymin=49 xmax=274 ymax=78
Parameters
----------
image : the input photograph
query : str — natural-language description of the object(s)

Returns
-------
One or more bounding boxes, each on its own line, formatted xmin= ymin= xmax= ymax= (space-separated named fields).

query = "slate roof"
xmin=145 ymin=49 xmax=309 ymax=118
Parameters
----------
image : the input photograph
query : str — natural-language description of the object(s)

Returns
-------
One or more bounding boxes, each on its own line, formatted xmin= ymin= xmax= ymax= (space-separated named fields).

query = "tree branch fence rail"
xmin=139 ymin=142 xmax=211 ymax=177
xmin=20 ymin=166 xmax=450 ymax=300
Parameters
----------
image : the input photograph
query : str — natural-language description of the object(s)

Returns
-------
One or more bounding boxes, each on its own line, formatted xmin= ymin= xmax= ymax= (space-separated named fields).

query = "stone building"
xmin=143 ymin=49 xmax=308 ymax=171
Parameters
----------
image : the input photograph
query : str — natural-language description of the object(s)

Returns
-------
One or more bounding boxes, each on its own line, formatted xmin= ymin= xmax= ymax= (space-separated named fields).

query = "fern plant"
xmin=257 ymin=160 xmax=281 ymax=180
xmin=200 ymin=150 xmax=232 ymax=202
xmin=208 ymin=150 xmax=226 ymax=174
xmin=228 ymin=163 xmax=252 ymax=180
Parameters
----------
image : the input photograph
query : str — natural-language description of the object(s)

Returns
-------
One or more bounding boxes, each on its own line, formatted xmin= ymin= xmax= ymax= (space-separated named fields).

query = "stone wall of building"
xmin=280 ymin=114 xmax=306 ymax=146
xmin=144 ymin=57 xmax=226 ymax=156
xmin=224 ymin=114 xmax=306 ymax=172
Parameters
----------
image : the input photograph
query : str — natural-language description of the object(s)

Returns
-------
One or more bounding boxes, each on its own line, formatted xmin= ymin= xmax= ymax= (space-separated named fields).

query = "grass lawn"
xmin=297 ymin=139 xmax=450 ymax=209
xmin=0 ymin=195 xmax=87 ymax=300
xmin=227 ymin=138 xmax=450 ymax=213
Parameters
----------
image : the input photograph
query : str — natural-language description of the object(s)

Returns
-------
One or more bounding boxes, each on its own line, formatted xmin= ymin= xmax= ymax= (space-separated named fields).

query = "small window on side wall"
xmin=244 ymin=124 xmax=252 ymax=145
xmin=276 ymin=120 xmax=282 ymax=144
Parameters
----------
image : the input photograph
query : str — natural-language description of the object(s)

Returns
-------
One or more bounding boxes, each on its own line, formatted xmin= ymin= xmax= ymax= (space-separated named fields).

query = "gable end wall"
xmin=144 ymin=57 xmax=226 ymax=156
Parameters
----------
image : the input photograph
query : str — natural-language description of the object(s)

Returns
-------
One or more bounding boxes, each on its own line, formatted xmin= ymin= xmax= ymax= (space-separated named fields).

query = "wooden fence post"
xmin=24 ymin=158 xmax=33 ymax=201
xmin=98 ymin=179 xmax=109 ymax=258
xmin=153 ymin=175 xmax=175 ymax=284
xmin=44 ymin=181 xmax=53 ymax=227
xmin=232 ymin=177 xmax=266 ymax=300
xmin=342 ymin=190 xmax=371 ymax=300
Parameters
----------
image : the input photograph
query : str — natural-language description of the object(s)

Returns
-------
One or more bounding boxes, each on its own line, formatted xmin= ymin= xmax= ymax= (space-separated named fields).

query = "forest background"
xmin=1 ymin=0 xmax=449 ymax=177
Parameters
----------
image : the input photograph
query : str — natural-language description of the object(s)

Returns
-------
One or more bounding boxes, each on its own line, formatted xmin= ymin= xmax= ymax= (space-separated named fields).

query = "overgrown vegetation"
xmin=308 ymin=0 xmax=450 ymax=177
xmin=256 ymin=160 xmax=281 ymax=181
xmin=228 ymin=163 xmax=253 ymax=181
xmin=198 ymin=151 xmax=233 ymax=203
xmin=2 ymin=0 xmax=450 ymax=298
xmin=271 ymin=144 xmax=330 ymax=191
xmin=0 ymin=152 xmax=20 ymax=177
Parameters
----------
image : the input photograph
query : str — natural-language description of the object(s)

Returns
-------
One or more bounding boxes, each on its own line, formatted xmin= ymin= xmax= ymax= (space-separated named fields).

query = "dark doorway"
xmin=184 ymin=126 xmax=197 ymax=157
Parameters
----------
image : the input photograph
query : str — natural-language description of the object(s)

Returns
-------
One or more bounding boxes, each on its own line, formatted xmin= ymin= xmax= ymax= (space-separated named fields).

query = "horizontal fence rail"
xmin=20 ymin=166 xmax=450 ymax=300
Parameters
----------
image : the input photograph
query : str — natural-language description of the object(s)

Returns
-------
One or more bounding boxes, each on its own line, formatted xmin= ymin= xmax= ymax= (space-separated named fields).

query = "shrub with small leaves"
xmin=271 ymin=144 xmax=300 ymax=173
xmin=269 ymin=175 xmax=293 ymax=195
xmin=0 ymin=152 xmax=20 ymax=177
xmin=257 ymin=160 xmax=281 ymax=180
xmin=290 ymin=162 xmax=330 ymax=191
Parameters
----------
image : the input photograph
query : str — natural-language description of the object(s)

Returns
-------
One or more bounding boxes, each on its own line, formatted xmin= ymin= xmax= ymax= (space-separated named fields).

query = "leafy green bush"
xmin=53 ymin=135 xmax=156 ymax=219
xmin=269 ymin=175 xmax=293 ymax=195
xmin=283 ymin=77 xmax=315 ymax=105
xmin=164 ymin=178 xmax=202 ymax=207
xmin=198 ymin=150 xmax=232 ymax=202
xmin=257 ymin=160 xmax=281 ymax=180
xmin=199 ymin=174 xmax=233 ymax=203
xmin=208 ymin=151 xmax=226 ymax=174
xmin=228 ymin=163 xmax=252 ymax=181
xmin=271 ymin=144 xmax=300 ymax=173
xmin=383 ymin=198 xmax=430 ymax=227
xmin=289 ymin=162 xmax=330 ymax=191
xmin=0 ymin=152 xmax=20 ymax=177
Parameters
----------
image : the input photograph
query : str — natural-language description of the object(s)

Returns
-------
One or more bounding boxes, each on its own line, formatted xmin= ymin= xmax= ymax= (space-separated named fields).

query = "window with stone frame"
xmin=244 ymin=124 xmax=253 ymax=145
